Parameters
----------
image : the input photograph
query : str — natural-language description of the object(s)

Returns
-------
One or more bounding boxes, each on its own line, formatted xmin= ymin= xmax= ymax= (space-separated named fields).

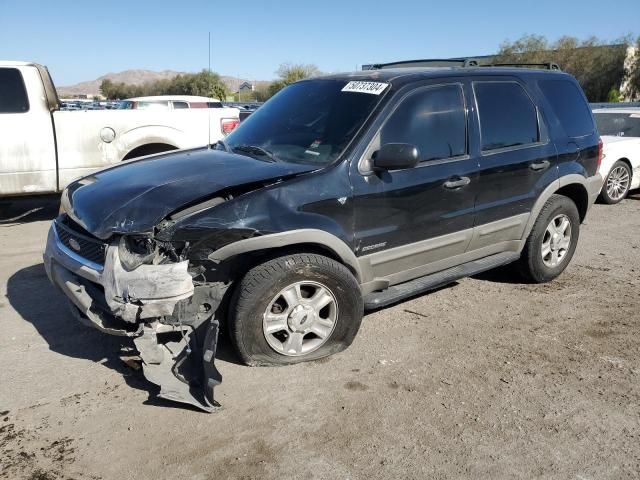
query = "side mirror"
xmin=372 ymin=143 xmax=419 ymax=171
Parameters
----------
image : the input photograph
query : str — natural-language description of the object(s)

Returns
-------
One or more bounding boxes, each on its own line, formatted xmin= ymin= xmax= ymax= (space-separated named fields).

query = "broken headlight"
xmin=118 ymin=235 xmax=190 ymax=271
xmin=118 ymin=235 xmax=156 ymax=271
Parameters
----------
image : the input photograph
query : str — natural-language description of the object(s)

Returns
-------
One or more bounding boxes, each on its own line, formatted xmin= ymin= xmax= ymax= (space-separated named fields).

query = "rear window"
xmin=474 ymin=82 xmax=539 ymax=151
xmin=594 ymin=112 xmax=640 ymax=138
xmin=136 ymin=101 xmax=170 ymax=110
xmin=0 ymin=68 xmax=29 ymax=113
xmin=538 ymin=79 xmax=594 ymax=137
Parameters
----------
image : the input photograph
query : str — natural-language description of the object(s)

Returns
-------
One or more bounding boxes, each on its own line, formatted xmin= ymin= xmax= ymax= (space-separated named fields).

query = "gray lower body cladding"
xmin=43 ymin=222 xmax=221 ymax=412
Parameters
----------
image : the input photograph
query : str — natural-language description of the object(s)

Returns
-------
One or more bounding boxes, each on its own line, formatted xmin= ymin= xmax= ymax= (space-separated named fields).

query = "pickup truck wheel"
xmin=229 ymin=253 xmax=364 ymax=366
xmin=600 ymin=160 xmax=631 ymax=204
xmin=517 ymin=194 xmax=580 ymax=283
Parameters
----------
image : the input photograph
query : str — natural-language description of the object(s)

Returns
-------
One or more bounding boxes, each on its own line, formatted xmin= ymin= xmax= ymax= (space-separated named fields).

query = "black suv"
xmin=44 ymin=62 xmax=603 ymax=410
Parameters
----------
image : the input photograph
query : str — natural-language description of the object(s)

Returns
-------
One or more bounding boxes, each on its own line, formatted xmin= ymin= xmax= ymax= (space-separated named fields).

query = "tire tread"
xmin=229 ymin=252 xmax=362 ymax=366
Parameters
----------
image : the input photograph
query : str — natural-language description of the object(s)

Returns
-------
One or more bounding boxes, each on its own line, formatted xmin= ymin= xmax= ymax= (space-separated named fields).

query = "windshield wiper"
xmin=232 ymin=144 xmax=277 ymax=162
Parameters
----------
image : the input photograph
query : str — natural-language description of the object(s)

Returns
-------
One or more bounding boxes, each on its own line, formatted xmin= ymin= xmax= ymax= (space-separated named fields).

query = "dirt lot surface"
xmin=1 ymin=194 xmax=639 ymax=480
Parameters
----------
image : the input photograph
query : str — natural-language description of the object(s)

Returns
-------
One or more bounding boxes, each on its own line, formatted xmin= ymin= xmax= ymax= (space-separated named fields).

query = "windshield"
xmin=223 ymin=79 xmax=387 ymax=166
xmin=594 ymin=112 xmax=640 ymax=137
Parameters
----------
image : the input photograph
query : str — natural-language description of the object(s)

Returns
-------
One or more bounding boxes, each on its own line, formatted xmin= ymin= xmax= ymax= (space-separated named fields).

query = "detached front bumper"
xmin=44 ymin=221 xmax=194 ymax=331
xmin=43 ymin=220 xmax=221 ymax=412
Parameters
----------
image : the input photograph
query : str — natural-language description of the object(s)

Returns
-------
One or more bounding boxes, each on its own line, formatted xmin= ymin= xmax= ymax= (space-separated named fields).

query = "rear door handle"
xmin=530 ymin=160 xmax=550 ymax=171
xmin=443 ymin=176 xmax=471 ymax=189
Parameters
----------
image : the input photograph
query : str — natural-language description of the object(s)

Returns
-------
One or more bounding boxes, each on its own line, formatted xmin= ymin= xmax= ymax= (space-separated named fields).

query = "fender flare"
xmin=522 ymin=173 xmax=602 ymax=242
xmin=208 ymin=229 xmax=363 ymax=283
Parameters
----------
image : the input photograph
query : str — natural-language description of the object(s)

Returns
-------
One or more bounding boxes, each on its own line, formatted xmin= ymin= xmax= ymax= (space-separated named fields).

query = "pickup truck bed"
xmin=0 ymin=61 xmax=239 ymax=196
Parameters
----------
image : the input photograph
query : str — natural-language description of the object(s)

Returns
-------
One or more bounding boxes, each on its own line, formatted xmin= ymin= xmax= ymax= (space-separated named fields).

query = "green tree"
xmin=253 ymin=85 xmax=271 ymax=102
xmin=99 ymin=70 xmax=229 ymax=100
xmin=607 ymin=87 xmax=621 ymax=102
xmin=212 ymin=83 xmax=228 ymax=102
xmin=495 ymin=35 xmax=629 ymax=102
xmin=267 ymin=63 xmax=321 ymax=97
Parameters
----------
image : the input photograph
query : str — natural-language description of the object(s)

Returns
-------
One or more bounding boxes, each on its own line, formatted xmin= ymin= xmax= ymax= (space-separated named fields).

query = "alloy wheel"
xmin=262 ymin=281 xmax=338 ymax=356
xmin=541 ymin=214 xmax=572 ymax=268
xmin=606 ymin=165 xmax=630 ymax=201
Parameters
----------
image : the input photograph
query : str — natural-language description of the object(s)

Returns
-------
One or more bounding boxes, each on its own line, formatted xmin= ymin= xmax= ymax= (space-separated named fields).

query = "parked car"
xmin=44 ymin=62 xmax=602 ymax=411
xmin=117 ymin=95 xmax=227 ymax=110
xmin=592 ymin=108 xmax=640 ymax=203
xmin=0 ymin=62 xmax=240 ymax=196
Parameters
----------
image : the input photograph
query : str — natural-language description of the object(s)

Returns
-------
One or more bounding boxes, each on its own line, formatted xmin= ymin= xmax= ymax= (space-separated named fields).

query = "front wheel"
xmin=600 ymin=160 xmax=631 ymax=204
xmin=228 ymin=252 xmax=364 ymax=366
xmin=517 ymin=194 xmax=580 ymax=283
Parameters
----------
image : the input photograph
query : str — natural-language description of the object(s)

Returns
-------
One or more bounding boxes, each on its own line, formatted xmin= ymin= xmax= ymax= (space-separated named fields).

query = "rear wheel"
xmin=517 ymin=194 xmax=580 ymax=283
xmin=228 ymin=252 xmax=364 ymax=366
xmin=600 ymin=160 xmax=631 ymax=204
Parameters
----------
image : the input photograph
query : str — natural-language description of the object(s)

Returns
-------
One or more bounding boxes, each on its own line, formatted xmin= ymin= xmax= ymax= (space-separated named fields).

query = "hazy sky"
xmin=1 ymin=0 xmax=638 ymax=86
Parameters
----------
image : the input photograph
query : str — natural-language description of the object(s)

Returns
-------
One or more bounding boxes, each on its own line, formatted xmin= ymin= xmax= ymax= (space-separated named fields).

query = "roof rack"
xmin=362 ymin=58 xmax=561 ymax=71
xmin=362 ymin=58 xmax=480 ymax=70
xmin=482 ymin=62 xmax=561 ymax=71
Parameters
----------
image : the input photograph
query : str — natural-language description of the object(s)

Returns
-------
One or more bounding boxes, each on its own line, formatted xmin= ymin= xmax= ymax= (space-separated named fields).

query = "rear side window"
xmin=538 ymin=79 xmax=594 ymax=137
xmin=380 ymin=84 xmax=467 ymax=162
xmin=172 ymin=101 xmax=189 ymax=109
xmin=474 ymin=82 xmax=538 ymax=151
xmin=0 ymin=68 xmax=30 ymax=113
xmin=594 ymin=112 xmax=640 ymax=137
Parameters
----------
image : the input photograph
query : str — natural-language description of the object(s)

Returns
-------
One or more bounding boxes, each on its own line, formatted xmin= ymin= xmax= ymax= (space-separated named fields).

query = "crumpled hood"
xmin=64 ymin=148 xmax=316 ymax=239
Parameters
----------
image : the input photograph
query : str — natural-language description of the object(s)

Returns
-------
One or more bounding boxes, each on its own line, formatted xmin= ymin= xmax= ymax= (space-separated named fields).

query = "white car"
xmin=0 ymin=62 xmax=240 ymax=197
xmin=593 ymin=108 xmax=640 ymax=204
xmin=118 ymin=95 xmax=227 ymax=110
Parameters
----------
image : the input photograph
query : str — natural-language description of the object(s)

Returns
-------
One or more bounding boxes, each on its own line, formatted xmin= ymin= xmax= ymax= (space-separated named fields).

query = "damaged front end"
xmin=43 ymin=214 xmax=223 ymax=412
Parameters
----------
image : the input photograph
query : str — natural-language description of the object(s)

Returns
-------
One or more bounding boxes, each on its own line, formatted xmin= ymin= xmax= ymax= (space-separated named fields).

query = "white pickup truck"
xmin=0 ymin=61 xmax=240 ymax=196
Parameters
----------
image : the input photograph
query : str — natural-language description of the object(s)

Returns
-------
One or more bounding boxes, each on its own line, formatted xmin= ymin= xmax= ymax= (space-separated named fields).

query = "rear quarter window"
xmin=474 ymin=82 xmax=539 ymax=151
xmin=538 ymin=79 xmax=594 ymax=137
xmin=0 ymin=68 xmax=30 ymax=113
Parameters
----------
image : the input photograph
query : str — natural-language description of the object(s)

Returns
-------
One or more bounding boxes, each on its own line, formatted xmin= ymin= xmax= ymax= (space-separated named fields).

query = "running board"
xmin=363 ymin=252 xmax=520 ymax=310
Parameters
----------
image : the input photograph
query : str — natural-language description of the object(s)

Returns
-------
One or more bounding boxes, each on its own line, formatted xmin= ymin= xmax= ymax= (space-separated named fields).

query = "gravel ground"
xmin=1 ymin=194 xmax=639 ymax=480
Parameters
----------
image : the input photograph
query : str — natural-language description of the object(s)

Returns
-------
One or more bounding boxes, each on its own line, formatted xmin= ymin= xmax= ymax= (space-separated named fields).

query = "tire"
xmin=228 ymin=252 xmax=364 ymax=366
xmin=517 ymin=194 xmax=580 ymax=283
xmin=600 ymin=160 xmax=632 ymax=204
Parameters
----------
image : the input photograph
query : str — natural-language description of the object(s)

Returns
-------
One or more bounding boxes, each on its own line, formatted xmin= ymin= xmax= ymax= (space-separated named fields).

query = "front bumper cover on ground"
xmin=43 ymin=222 xmax=221 ymax=412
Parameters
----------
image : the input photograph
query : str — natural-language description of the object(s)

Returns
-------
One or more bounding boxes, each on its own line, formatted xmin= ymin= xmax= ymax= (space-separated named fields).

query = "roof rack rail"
xmin=362 ymin=58 xmax=480 ymax=70
xmin=362 ymin=59 xmax=561 ymax=71
xmin=482 ymin=62 xmax=561 ymax=71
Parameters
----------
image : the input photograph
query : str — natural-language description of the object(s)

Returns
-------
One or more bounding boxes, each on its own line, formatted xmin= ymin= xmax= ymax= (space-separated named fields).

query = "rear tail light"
xmin=221 ymin=118 xmax=240 ymax=135
xmin=597 ymin=137 xmax=603 ymax=170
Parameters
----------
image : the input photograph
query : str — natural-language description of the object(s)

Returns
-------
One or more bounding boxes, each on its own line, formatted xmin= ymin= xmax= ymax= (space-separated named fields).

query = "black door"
xmin=351 ymin=83 xmax=478 ymax=278
xmin=470 ymin=80 xmax=558 ymax=232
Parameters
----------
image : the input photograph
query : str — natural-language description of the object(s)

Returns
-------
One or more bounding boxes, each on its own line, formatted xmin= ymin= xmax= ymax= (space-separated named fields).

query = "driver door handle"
xmin=443 ymin=176 xmax=471 ymax=189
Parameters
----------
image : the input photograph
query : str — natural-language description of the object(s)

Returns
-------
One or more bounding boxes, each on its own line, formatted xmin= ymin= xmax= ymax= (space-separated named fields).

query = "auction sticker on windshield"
xmin=342 ymin=81 xmax=389 ymax=95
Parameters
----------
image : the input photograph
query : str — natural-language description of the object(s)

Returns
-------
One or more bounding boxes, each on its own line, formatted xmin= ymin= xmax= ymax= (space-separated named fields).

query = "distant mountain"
xmin=57 ymin=69 xmax=269 ymax=97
